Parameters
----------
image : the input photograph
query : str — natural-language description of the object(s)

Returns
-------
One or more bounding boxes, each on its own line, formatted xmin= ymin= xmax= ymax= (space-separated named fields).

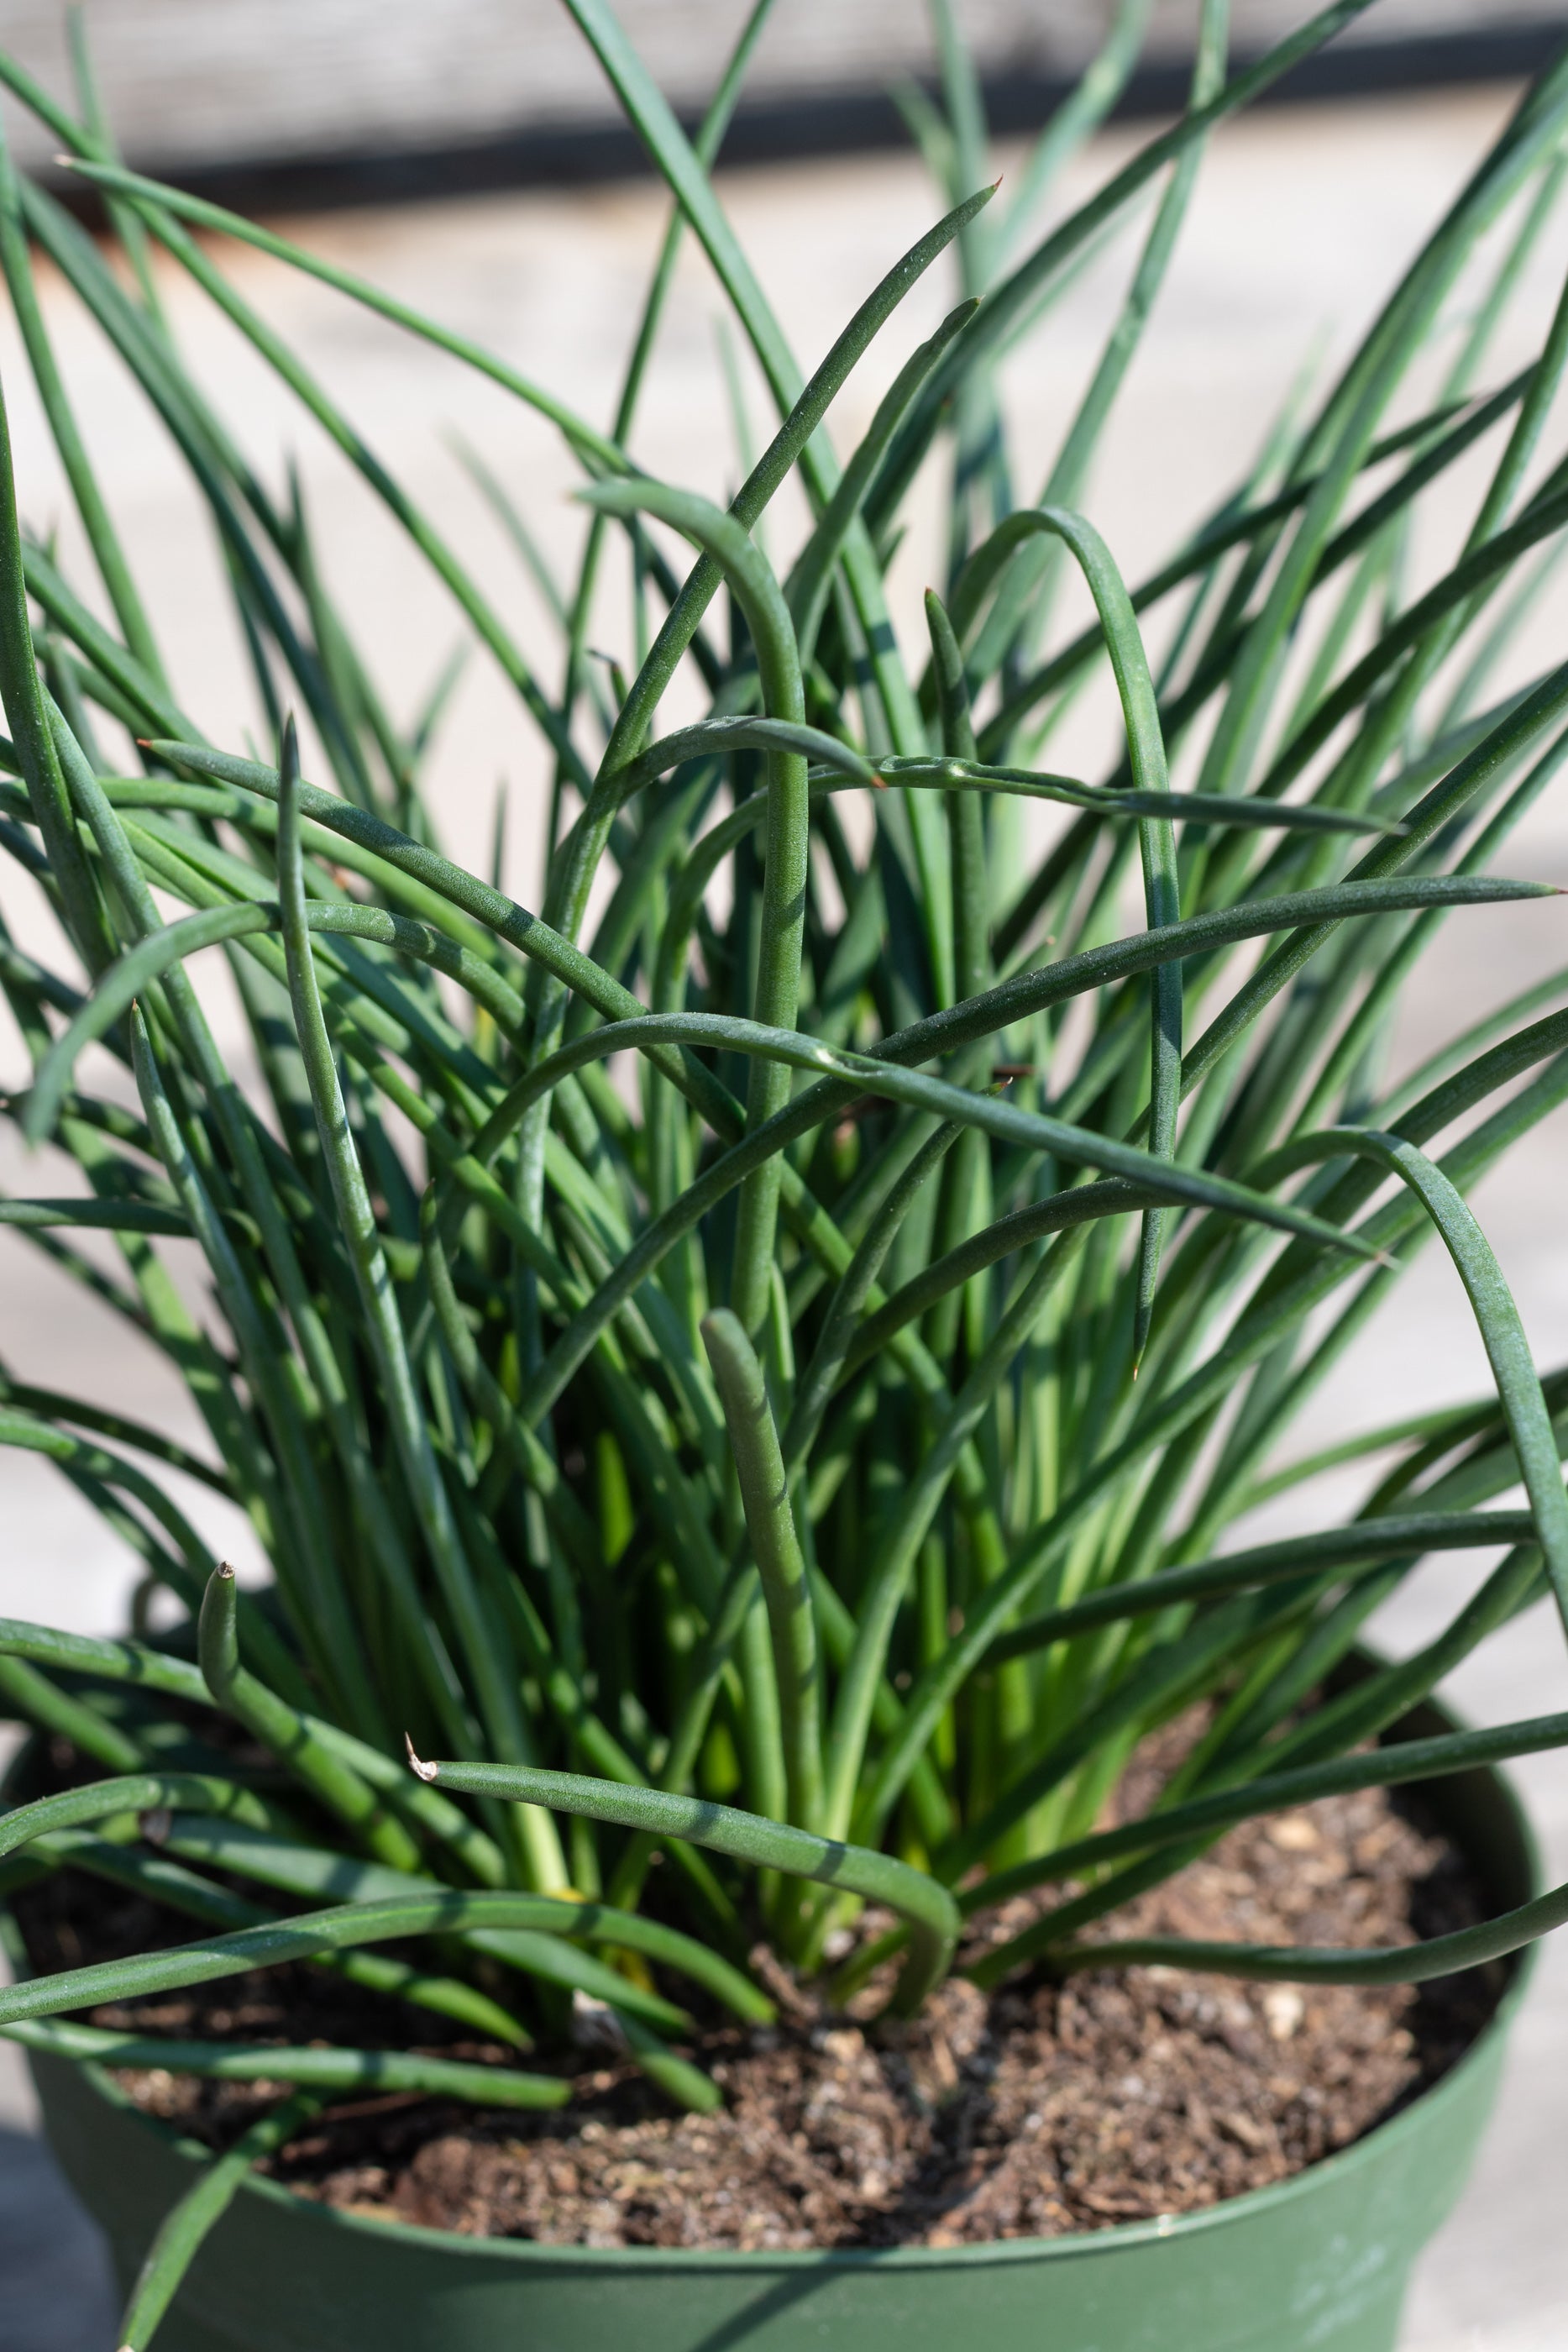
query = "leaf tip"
xmin=405 ymin=1732 xmax=438 ymax=1782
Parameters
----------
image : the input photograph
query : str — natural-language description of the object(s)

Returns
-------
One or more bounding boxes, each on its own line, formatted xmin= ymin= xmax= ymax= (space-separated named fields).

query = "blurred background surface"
xmin=0 ymin=3 xmax=1564 ymax=199
xmin=0 ymin=8 xmax=1566 ymax=2349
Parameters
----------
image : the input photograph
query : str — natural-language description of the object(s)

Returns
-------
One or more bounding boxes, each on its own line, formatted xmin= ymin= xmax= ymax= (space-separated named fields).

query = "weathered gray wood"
xmin=0 ymin=1 xmax=1556 ymax=179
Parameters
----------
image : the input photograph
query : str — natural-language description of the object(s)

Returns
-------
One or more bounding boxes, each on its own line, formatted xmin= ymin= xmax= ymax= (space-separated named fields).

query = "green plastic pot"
xmin=14 ymin=1694 xmax=1539 ymax=2352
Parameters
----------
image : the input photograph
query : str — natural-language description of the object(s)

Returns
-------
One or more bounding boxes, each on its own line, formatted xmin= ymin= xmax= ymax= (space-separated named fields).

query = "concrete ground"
xmin=0 ymin=80 xmax=1566 ymax=2349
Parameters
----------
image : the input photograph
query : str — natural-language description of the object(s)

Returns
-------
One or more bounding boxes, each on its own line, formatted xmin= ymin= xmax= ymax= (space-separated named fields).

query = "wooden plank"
xmin=0 ymin=1 xmax=1560 ymax=197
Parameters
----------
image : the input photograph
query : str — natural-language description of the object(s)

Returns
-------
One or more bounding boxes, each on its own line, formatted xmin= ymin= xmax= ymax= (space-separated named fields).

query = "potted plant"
xmin=1 ymin=1 xmax=1565 ymax=2345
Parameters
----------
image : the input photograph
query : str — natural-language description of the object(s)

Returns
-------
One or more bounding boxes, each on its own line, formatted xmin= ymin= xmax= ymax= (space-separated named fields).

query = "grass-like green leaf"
xmin=0 ymin=2 xmax=1565 ymax=2170
xmin=407 ymin=1751 xmax=959 ymax=2016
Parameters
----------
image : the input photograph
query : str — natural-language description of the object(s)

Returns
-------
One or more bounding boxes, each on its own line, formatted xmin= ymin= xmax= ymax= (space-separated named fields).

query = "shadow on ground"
xmin=0 ymin=2126 xmax=115 ymax=2352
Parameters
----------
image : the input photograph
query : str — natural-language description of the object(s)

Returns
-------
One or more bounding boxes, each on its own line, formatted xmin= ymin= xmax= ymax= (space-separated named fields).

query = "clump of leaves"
xmin=2 ymin=1 xmax=1568 ymax=2333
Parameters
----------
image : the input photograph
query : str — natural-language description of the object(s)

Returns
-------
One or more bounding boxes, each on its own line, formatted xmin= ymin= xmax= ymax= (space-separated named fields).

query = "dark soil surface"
xmin=13 ymin=1729 xmax=1504 ymax=2250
